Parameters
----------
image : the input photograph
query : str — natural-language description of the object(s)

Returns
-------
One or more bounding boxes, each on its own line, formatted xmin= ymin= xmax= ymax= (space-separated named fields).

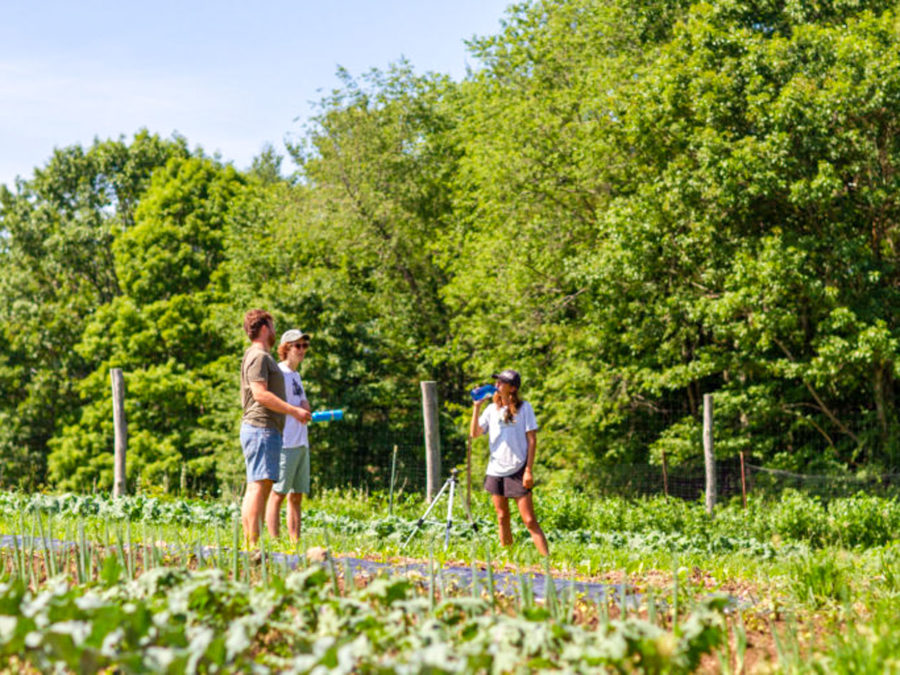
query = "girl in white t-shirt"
xmin=470 ymin=369 xmax=548 ymax=555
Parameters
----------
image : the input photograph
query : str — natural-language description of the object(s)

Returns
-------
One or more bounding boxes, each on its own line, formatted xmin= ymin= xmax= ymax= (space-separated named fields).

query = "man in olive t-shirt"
xmin=241 ymin=345 xmax=286 ymax=431
xmin=239 ymin=309 xmax=311 ymax=547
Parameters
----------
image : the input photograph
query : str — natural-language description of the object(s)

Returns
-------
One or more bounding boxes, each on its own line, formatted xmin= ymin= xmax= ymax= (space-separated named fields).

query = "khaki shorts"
xmin=273 ymin=445 xmax=310 ymax=495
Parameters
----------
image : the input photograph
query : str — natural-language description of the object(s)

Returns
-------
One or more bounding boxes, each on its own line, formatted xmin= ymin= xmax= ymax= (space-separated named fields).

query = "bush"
xmin=827 ymin=494 xmax=900 ymax=548
xmin=620 ymin=496 xmax=695 ymax=535
xmin=543 ymin=490 xmax=594 ymax=531
xmin=768 ymin=490 xmax=828 ymax=546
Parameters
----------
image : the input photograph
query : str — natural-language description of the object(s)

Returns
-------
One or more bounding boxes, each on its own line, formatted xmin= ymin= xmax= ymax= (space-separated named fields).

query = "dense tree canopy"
xmin=2 ymin=0 xmax=900 ymax=495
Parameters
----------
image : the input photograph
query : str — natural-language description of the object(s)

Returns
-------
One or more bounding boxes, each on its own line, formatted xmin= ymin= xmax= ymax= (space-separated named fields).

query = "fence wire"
xmin=312 ymin=436 xmax=900 ymax=503
xmin=289 ymin=390 xmax=900 ymax=503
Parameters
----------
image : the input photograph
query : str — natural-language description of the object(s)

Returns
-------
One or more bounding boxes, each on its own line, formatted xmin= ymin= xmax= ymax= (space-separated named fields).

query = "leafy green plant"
xmin=769 ymin=491 xmax=829 ymax=546
xmin=827 ymin=493 xmax=900 ymax=549
xmin=811 ymin=599 xmax=900 ymax=673
xmin=543 ymin=489 xmax=594 ymax=531
xmin=788 ymin=550 xmax=852 ymax=608
xmin=0 ymin=559 xmax=731 ymax=673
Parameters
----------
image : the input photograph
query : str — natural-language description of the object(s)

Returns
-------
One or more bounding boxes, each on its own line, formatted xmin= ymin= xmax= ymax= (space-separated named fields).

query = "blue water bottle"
xmin=470 ymin=384 xmax=496 ymax=402
xmin=311 ymin=409 xmax=344 ymax=422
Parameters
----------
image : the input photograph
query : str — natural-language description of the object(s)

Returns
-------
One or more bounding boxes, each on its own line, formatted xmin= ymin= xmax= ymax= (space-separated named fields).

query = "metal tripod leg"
xmin=444 ymin=473 xmax=456 ymax=550
xmin=463 ymin=437 xmax=478 ymax=533
xmin=404 ymin=468 xmax=478 ymax=551
xmin=403 ymin=476 xmax=453 ymax=549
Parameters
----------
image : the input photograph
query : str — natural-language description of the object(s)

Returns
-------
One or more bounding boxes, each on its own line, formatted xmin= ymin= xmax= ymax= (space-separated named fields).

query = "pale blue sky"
xmin=0 ymin=0 xmax=512 ymax=189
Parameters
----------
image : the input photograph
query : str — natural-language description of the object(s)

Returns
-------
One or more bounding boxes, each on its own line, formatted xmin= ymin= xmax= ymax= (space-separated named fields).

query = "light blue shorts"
xmin=240 ymin=424 xmax=282 ymax=483
xmin=274 ymin=446 xmax=310 ymax=495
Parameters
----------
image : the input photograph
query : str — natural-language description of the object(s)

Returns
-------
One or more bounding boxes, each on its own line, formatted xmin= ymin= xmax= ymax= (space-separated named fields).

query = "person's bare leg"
xmin=286 ymin=493 xmax=303 ymax=542
xmin=266 ymin=490 xmax=286 ymax=539
xmin=491 ymin=495 xmax=513 ymax=547
xmin=515 ymin=494 xmax=549 ymax=555
xmin=242 ymin=479 xmax=273 ymax=547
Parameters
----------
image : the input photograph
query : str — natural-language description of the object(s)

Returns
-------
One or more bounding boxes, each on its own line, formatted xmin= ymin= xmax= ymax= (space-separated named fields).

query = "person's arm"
xmin=523 ymin=430 xmax=537 ymax=489
xmin=298 ymin=377 xmax=312 ymax=412
xmin=470 ymin=400 xmax=486 ymax=439
xmin=250 ymin=380 xmax=312 ymax=423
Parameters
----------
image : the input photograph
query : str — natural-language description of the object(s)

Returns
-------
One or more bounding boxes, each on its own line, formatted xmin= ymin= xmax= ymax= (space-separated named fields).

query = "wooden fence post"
xmin=703 ymin=393 xmax=715 ymax=516
xmin=661 ymin=449 xmax=669 ymax=498
xmin=421 ymin=381 xmax=441 ymax=502
xmin=111 ymin=368 xmax=127 ymax=498
xmin=389 ymin=445 xmax=398 ymax=516
xmin=739 ymin=450 xmax=748 ymax=508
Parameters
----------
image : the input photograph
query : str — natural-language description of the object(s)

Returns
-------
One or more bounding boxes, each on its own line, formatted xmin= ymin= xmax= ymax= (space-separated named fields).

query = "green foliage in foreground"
xmin=1 ymin=487 xmax=900 ymax=671
xmin=0 ymin=563 xmax=728 ymax=673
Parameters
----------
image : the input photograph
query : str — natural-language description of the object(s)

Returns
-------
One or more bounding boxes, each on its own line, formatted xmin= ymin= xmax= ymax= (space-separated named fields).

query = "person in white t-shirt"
xmin=265 ymin=329 xmax=312 ymax=542
xmin=470 ymin=369 xmax=549 ymax=555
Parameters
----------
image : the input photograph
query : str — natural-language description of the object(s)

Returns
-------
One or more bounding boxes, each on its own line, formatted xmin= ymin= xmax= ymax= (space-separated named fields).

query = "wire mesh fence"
xmin=318 ymin=441 xmax=900 ymax=504
xmin=589 ymin=459 xmax=900 ymax=501
xmin=590 ymin=458 xmax=743 ymax=502
xmin=199 ymin=385 xmax=900 ymax=505
xmin=308 ymin=421 xmax=467 ymax=498
xmin=305 ymin=412 xmax=900 ymax=505
xmin=744 ymin=464 xmax=900 ymax=500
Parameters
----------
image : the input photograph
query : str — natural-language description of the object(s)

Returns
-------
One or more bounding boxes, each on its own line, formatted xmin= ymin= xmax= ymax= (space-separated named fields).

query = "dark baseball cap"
xmin=491 ymin=369 xmax=521 ymax=388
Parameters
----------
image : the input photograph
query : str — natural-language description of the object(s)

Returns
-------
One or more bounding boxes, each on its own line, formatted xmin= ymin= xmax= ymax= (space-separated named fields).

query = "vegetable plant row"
xmin=5 ymin=487 xmax=900 ymax=548
xmin=0 ymin=544 xmax=729 ymax=673
xmin=0 ymin=488 xmax=898 ymax=671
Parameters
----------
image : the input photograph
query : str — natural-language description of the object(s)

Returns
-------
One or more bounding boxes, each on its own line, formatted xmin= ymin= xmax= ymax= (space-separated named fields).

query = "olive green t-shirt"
xmin=240 ymin=345 xmax=286 ymax=432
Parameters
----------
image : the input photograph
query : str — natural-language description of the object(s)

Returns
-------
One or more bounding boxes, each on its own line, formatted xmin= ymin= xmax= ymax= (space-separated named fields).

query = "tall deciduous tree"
xmin=446 ymin=0 xmax=900 ymax=480
xmin=47 ymin=156 xmax=250 ymax=492
xmin=0 ymin=132 xmax=187 ymax=489
xmin=280 ymin=64 xmax=470 ymax=477
xmin=593 ymin=4 xmax=900 ymax=473
xmin=6 ymin=0 xmax=900 ymax=495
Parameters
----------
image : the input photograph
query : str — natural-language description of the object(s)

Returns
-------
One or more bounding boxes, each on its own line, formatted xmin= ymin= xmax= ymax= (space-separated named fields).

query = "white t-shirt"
xmin=279 ymin=362 xmax=309 ymax=448
xmin=478 ymin=401 xmax=538 ymax=477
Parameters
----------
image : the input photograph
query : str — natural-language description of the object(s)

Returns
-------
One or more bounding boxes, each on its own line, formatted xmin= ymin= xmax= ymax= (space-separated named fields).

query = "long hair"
xmin=493 ymin=388 xmax=522 ymax=424
xmin=276 ymin=341 xmax=292 ymax=361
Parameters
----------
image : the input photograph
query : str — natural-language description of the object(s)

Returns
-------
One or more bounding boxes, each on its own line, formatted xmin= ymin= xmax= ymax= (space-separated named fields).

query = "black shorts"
xmin=484 ymin=465 xmax=530 ymax=498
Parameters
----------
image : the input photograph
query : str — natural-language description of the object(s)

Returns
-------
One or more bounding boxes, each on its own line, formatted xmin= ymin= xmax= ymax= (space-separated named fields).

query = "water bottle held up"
xmin=470 ymin=384 xmax=497 ymax=402
xmin=311 ymin=409 xmax=344 ymax=422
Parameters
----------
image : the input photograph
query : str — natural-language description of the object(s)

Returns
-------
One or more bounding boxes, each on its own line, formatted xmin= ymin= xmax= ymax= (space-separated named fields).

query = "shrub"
xmin=768 ymin=490 xmax=828 ymax=546
xmin=827 ymin=494 xmax=900 ymax=548
xmin=543 ymin=490 xmax=594 ymax=531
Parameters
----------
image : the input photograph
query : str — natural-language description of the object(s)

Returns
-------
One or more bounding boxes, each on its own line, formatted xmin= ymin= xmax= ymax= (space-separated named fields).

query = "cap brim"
xmin=279 ymin=332 xmax=312 ymax=345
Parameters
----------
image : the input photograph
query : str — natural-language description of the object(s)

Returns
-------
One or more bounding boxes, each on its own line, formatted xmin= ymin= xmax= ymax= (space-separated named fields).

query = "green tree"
xmin=443 ymin=0 xmax=694 ymax=481
xmin=47 ymin=156 xmax=250 ymax=493
xmin=595 ymin=4 xmax=900 ymax=473
xmin=8 ymin=0 xmax=900 ymax=497
xmin=278 ymin=63 xmax=470 ymax=480
xmin=445 ymin=0 xmax=900 ymax=482
xmin=0 ymin=132 xmax=188 ymax=489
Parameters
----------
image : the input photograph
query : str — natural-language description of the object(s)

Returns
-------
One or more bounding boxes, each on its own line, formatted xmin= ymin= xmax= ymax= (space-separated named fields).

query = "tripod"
xmin=403 ymin=467 xmax=479 ymax=550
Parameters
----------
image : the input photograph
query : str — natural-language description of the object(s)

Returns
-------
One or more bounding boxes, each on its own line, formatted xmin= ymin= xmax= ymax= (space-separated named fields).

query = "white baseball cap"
xmin=279 ymin=329 xmax=311 ymax=345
